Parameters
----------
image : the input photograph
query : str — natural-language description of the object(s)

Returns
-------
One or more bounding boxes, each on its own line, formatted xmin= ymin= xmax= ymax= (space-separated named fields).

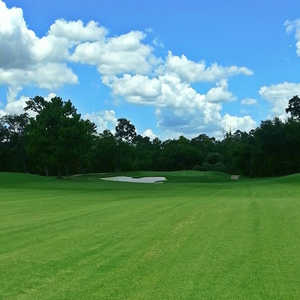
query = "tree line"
xmin=1 ymin=95 xmax=300 ymax=178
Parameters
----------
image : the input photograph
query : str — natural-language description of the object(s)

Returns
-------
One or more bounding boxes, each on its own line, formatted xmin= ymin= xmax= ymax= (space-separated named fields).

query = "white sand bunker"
xmin=101 ymin=176 xmax=167 ymax=183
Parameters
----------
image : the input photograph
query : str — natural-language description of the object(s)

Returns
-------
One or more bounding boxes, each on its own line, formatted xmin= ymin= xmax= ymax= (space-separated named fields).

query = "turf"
xmin=1 ymin=171 xmax=300 ymax=299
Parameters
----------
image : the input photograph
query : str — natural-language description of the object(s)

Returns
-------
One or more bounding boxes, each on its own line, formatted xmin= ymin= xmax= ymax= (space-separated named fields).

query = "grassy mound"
xmin=269 ymin=173 xmax=300 ymax=184
xmin=0 ymin=172 xmax=54 ymax=186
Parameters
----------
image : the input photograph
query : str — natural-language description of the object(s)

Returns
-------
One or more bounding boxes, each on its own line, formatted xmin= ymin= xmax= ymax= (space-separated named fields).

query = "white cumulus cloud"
xmin=99 ymin=48 xmax=253 ymax=136
xmin=259 ymin=82 xmax=300 ymax=119
xmin=105 ymin=64 xmax=254 ymax=136
xmin=0 ymin=0 xmax=37 ymax=69
xmin=0 ymin=91 xmax=56 ymax=116
xmin=143 ymin=129 xmax=157 ymax=140
xmin=71 ymin=31 xmax=156 ymax=76
xmin=205 ymin=79 xmax=235 ymax=102
xmin=49 ymin=19 xmax=107 ymax=42
xmin=83 ymin=110 xmax=117 ymax=133
xmin=0 ymin=0 xmax=256 ymax=137
xmin=221 ymin=114 xmax=257 ymax=133
xmin=0 ymin=63 xmax=78 ymax=89
xmin=0 ymin=0 xmax=78 ymax=92
xmin=158 ymin=51 xmax=253 ymax=83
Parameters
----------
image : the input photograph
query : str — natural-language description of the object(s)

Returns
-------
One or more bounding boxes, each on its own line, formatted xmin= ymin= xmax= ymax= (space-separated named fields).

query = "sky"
xmin=1 ymin=0 xmax=300 ymax=139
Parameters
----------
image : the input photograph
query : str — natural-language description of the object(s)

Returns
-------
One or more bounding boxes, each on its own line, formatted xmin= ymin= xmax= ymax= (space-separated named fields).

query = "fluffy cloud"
xmin=0 ymin=92 xmax=56 ymax=116
xmin=4 ymin=95 xmax=29 ymax=115
xmin=100 ymin=48 xmax=253 ymax=135
xmin=110 ymin=73 xmax=255 ymax=136
xmin=0 ymin=0 xmax=36 ymax=69
xmin=0 ymin=63 xmax=78 ymax=89
xmin=221 ymin=114 xmax=257 ymax=133
xmin=71 ymin=31 xmax=156 ymax=76
xmin=241 ymin=98 xmax=257 ymax=105
xmin=32 ymin=35 xmax=70 ymax=63
xmin=259 ymin=82 xmax=300 ymax=119
xmin=205 ymin=79 xmax=235 ymax=102
xmin=159 ymin=51 xmax=253 ymax=83
xmin=107 ymin=74 xmax=162 ymax=105
xmin=71 ymin=33 xmax=252 ymax=85
xmin=32 ymin=20 xmax=107 ymax=63
xmin=156 ymin=106 xmax=221 ymax=136
xmin=156 ymin=107 xmax=256 ymax=138
xmin=0 ymin=0 xmax=256 ymax=137
xmin=83 ymin=110 xmax=117 ymax=133
xmin=143 ymin=129 xmax=157 ymax=140
xmin=0 ymin=0 xmax=78 ymax=92
xmin=0 ymin=0 xmax=158 ymax=92
xmin=49 ymin=19 xmax=107 ymax=42
xmin=285 ymin=19 xmax=300 ymax=56
xmin=0 ymin=1 xmax=107 ymax=70
xmin=107 ymin=74 xmax=235 ymax=107
xmin=105 ymin=63 xmax=254 ymax=136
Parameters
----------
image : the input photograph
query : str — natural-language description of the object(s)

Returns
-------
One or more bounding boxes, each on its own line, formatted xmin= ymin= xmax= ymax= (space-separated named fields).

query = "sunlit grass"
xmin=1 ymin=171 xmax=300 ymax=299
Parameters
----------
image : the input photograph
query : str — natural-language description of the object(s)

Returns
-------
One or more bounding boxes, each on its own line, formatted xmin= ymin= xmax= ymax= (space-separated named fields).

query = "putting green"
xmin=1 ymin=171 xmax=300 ymax=299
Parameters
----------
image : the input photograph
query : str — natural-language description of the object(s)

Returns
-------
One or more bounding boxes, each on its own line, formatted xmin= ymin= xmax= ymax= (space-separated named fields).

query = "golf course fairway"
xmin=1 ymin=171 xmax=300 ymax=299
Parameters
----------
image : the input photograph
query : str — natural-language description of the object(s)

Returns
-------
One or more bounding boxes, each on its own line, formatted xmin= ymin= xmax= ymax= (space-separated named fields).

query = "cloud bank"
xmin=0 ymin=0 xmax=257 ymax=137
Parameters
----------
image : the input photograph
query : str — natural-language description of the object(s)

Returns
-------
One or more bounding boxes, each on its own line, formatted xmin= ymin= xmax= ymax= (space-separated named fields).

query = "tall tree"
xmin=0 ymin=114 xmax=29 ymax=172
xmin=115 ymin=118 xmax=137 ymax=143
xmin=91 ymin=130 xmax=118 ymax=172
xmin=114 ymin=118 xmax=137 ymax=171
xmin=25 ymin=96 xmax=96 ymax=176
xmin=286 ymin=96 xmax=300 ymax=120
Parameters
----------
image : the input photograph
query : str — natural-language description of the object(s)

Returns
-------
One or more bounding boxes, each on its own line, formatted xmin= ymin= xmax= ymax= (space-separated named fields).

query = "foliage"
xmin=0 ymin=114 xmax=29 ymax=172
xmin=286 ymin=95 xmax=300 ymax=120
xmin=24 ymin=96 xmax=96 ymax=176
xmin=115 ymin=118 xmax=136 ymax=143
xmin=1 ymin=95 xmax=300 ymax=177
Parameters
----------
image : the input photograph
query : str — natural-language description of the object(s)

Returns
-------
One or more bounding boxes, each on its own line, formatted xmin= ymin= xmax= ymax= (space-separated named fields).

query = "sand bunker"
xmin=101 ymin=176 xmax=167 ymax=183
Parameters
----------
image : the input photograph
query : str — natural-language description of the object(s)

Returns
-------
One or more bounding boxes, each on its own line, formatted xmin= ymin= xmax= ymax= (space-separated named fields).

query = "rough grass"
xmin=1 ymin=171 xmax=300 ymax=299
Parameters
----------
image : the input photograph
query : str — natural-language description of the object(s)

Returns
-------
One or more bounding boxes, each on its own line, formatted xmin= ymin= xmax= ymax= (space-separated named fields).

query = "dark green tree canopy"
xmin=115 ymin=118 xmax=136 ymax=143
xmin=25 ymin=96 xmax=96 ymax=176
xmin=2 ymin=93 xmax=300 ymax=177
xmin=0 ymin=114 xmax=30 ymax=172
xmin=286 ymin=96 xmax=300 ymax=120
xmin=1 ymin=114 xmax=29 ymax=136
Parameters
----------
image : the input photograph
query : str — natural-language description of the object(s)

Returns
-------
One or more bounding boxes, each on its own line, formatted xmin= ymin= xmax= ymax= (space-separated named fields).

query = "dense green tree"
xmin=114 ymin=118 xmax=137 ymax=170
xmin=286 ymin=96 xmax=300 ymax=120
xmin=2 ymin=93 xmax=300 ymax=178
xmin=133 ymin=134 xmax=153 ymax=170
xmin=91 ymin=130 xmax=118 ymax=172
xmin=0 ymin=117 xmax=9 ymax=171
xmin=115 ymin=118 xmax=136 ymax=143
xmin=25 ymin=96 xmax=96 ymax=176
xmin=0 ymin=114 xmax=29 ymax=172
xmin=160 ymin=137 xmax=202 ymax=170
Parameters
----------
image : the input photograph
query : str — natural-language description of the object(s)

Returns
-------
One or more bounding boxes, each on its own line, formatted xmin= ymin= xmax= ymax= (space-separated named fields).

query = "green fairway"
xmin=1 ymin=171 xmax=300 ymax=299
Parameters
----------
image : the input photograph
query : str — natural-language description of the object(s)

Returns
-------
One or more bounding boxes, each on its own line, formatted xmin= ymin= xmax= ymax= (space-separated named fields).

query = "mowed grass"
xmin=1 ymin=171 xmax=300 ymax=299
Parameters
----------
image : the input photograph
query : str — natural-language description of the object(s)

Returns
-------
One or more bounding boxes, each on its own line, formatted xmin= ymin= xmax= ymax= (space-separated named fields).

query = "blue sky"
xmin=1 ymin=0 xmax=300 ymax=139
